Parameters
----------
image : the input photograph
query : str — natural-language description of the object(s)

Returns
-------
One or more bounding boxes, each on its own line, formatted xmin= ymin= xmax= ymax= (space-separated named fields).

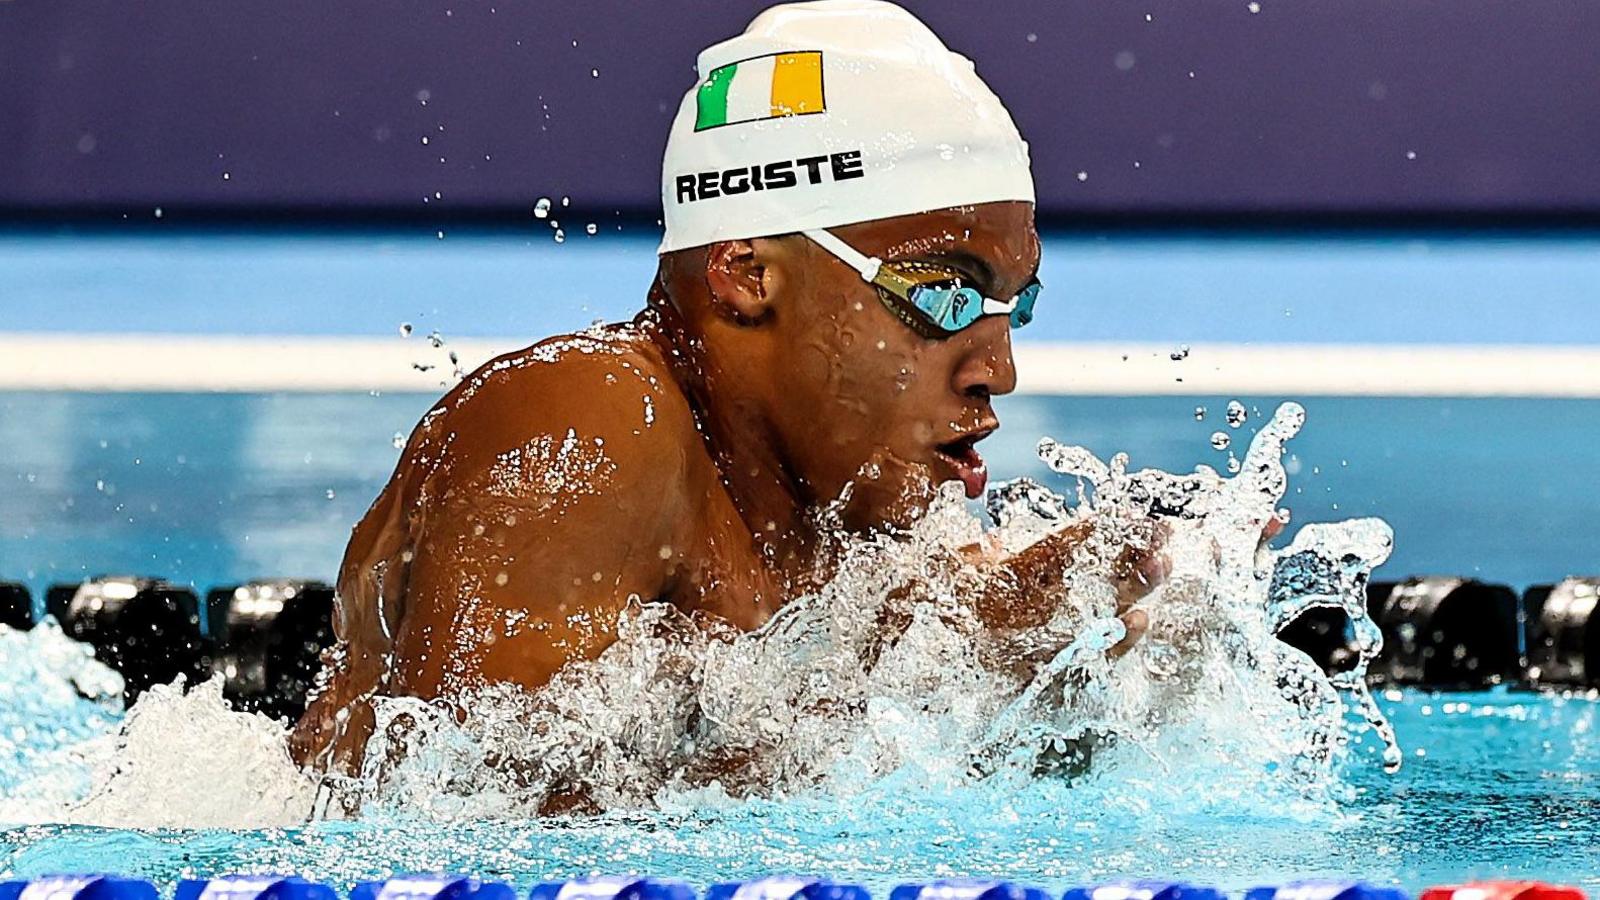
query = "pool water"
xmin=1 ymin=391 xmax=1598 ymax=893
xmin=0 ymin=676 xmax=1595 ymax=892
xmin=3 ymin=230 xmax=1599 ymax=893
xmin=4 ymin=392 xmax=1599 ymax=613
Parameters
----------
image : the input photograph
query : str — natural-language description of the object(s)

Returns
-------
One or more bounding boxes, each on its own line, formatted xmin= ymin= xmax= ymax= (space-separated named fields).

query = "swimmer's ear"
xmin=704 ymin=239 xmax=772 ymax=325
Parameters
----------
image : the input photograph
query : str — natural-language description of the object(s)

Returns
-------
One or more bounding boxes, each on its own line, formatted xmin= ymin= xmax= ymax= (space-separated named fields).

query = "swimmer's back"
xmin=291 ymin=324 xmax=778 ymax=768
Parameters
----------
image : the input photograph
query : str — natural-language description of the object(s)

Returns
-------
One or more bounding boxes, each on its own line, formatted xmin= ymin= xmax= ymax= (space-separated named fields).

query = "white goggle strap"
xmin=806 ymin=227 xmax=1018 ymax=321
xmin=803 ymin=228 xmax=881 ymax=283
xmin=983 ymin=295 xmax=1018 ymax=316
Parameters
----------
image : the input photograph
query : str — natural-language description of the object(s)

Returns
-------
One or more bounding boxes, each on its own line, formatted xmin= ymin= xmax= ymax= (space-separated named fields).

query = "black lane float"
xmin=11 ymin=575 xmax=337 ymax=717
xmin=1276 ymin=577 xmax=1524 ymax=688
xmin=44 ymin=576 xmax=210 ymax=703
xmin=206 ymin=579 xmax=336 ymax=721
xmin=1365 ymin=577 xmax=1520 ymax=688
xmin=1523 ymin=577 xmax=1599 ymax=688
xmin=10 ymin=570 xmax=1599 ymax=700
xmin=0 ymin=581 xmax=30 ymax=631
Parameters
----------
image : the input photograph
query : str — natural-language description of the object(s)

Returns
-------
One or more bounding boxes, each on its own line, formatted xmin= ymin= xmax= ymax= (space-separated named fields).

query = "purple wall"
xmin=3 ymin=0 xmax=1599 ymax=218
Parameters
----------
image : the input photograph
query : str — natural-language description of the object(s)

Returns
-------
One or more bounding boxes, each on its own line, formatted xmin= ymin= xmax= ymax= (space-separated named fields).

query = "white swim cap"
xmin=657 ymin=0 xmax=1035 ymax=254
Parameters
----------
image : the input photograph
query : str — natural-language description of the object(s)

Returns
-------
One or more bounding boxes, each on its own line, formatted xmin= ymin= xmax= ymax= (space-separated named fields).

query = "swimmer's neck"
xmin=639 ymin=296 xmax=824 ymax=581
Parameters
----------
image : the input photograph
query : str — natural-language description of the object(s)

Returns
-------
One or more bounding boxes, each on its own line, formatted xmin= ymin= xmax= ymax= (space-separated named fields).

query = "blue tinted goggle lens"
xmin=905 ymin=278 xmax=1040 ymax=334
xmin=1011 ymin=279 xmax=1040 ymax=328
xmin=909 ymin=284 xmax=985 ymax=332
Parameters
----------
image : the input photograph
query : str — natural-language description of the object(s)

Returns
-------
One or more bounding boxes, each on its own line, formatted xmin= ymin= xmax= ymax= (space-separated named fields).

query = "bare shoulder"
xmin=402 ymin=325 xmax=704 ymax=503
xmin=383 ymin=326 xmax=713 ymax=689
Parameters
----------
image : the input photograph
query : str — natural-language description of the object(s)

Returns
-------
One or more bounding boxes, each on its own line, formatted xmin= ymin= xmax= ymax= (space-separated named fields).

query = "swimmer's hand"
xmin=1102 ymin=512 xmax=1285 ymax=655
xmin=970 ymin=520 xmax=1166 ymax=659
xmin=969 ymin=511 xmax=1285 ymax=658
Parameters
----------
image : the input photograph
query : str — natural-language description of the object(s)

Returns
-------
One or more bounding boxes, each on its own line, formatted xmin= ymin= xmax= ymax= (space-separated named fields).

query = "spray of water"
xmin=0 ymin=402 xmax=1397 ymax=829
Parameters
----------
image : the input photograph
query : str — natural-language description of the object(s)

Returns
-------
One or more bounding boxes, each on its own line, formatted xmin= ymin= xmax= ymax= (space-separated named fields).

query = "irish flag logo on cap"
xmin=695 ymin=50 xmax=826 ymax=131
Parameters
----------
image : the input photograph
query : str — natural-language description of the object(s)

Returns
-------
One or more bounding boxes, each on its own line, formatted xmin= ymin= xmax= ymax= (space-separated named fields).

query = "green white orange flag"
xmin=695 ymin=51 xmax=825 ymax=131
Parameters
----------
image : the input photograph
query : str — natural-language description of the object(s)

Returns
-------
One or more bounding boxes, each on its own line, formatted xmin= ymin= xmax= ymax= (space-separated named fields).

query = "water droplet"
xmin=1226 ymin=400 xmax=1248 ymax=428
xmin=1193 ymin=405 xmax=1206 ymax=421
xmin=553 ymin=229 xmax=566 ymax=243
xmin=585 ymin=223 xmax=598 ymax=235
xmin=399 ymin=322 xmax=413 ymax=337
xmin=420 ymin=135 xmax=430 ymax=145
xmin=428 ymin=330 xmax=444 ymax=348
xmin=1076 ymin=171 xmax=1089 ymax=182
xmin=153 ymin=207 xmax=163 ymax=219
xmin=1247 ymin=1 xmax=1261 ymax=11
xmin=1170 ymin=344 xmax=1190 ymax=361
xmin=325 ymin=489 xmax=336 ymax=500
xmin=221 ymin=172 xmax=231 ymax=181
xmin=1226 ymin=455 xmax=1241 ymax=474
xmin=391 ymin=432 xmax=405 ymax=449
xmin=1210 ymin=431 xmax=1231 ymax=450
xmin=591 ymin=68 xmax=599 ymax=78
xmin=533 ymin=197 xmax=551 ymax=218
xmin=1405 ymin=150 xmax=1417 ymax=160
xmin=1114 ymin=50 xmax=1137 ymax=71
xmin=1026 ymin=32 xmax=1038 ymax=43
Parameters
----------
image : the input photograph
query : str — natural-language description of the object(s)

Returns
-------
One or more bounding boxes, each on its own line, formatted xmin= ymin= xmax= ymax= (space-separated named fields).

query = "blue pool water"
xmin=1 ymin=390 xmax=1598 ymax=893
xmin=0 ymin=681 xmax=1596 ymax=892
xmin=3 ymin=229 xmax=1599 ymax=892
xmin=2 ymin=392 xmax=1598 ymax=612
xmin=4 ymin=228 xmax=1600 ymax=345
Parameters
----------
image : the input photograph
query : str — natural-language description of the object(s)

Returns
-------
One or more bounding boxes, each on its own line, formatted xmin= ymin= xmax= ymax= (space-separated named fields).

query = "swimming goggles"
xmin=804 ymin=228 xmax=1040 ymax=339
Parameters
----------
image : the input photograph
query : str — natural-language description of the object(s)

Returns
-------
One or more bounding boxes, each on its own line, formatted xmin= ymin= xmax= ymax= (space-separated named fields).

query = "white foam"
xmin=66 ymin=677 xmax=319 ymax=828
xmin=2 ymin=404 xmax=1398 ymax=827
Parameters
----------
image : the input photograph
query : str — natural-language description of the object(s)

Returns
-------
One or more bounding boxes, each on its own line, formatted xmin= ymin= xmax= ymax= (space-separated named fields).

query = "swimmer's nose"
xmin=951 ymin=316 xmax=1018 ymax=400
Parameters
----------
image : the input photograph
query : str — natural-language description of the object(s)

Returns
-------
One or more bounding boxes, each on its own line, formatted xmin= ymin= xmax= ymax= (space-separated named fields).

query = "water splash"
xmin=0 ymin=620 xmax=124 ymax=818
xmin=0 ymin=622 xmax=316 ymax=828
xmin=1 ymin=403 xmax=1397 ymax=829
xmin=337 ymin=401 xmax=1397 ymax=818
xmin=1033 ymin=401 xmax=1399 ymax=778
xmin=67 ymin=676 xmax=317 ymax=828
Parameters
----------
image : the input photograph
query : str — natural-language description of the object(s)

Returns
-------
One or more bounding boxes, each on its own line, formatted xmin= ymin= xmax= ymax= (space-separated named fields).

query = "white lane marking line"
xmin=1012 ymin=343 xmax=1600 ymax=397
xmin=3 ymin=334 xmax=1600 ymax=397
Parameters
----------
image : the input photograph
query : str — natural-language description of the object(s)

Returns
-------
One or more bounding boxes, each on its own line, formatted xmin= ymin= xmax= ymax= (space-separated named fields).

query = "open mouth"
xmin=934 ymin=427 xmax=994 ymax=499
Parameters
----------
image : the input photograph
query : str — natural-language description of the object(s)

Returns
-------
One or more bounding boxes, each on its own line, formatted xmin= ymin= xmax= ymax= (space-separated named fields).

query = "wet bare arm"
xmin=291 ymin=340 xmax=700 ymax=768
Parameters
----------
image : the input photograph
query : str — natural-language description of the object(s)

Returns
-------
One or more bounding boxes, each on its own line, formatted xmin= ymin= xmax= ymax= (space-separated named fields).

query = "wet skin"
xmin=289 ymin=201 xmax=1157 ymax=779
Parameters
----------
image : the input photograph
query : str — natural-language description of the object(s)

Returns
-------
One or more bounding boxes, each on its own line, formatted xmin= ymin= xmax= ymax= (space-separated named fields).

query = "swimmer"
xmin=290 ymin=0 xmax=1173 ymax=789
